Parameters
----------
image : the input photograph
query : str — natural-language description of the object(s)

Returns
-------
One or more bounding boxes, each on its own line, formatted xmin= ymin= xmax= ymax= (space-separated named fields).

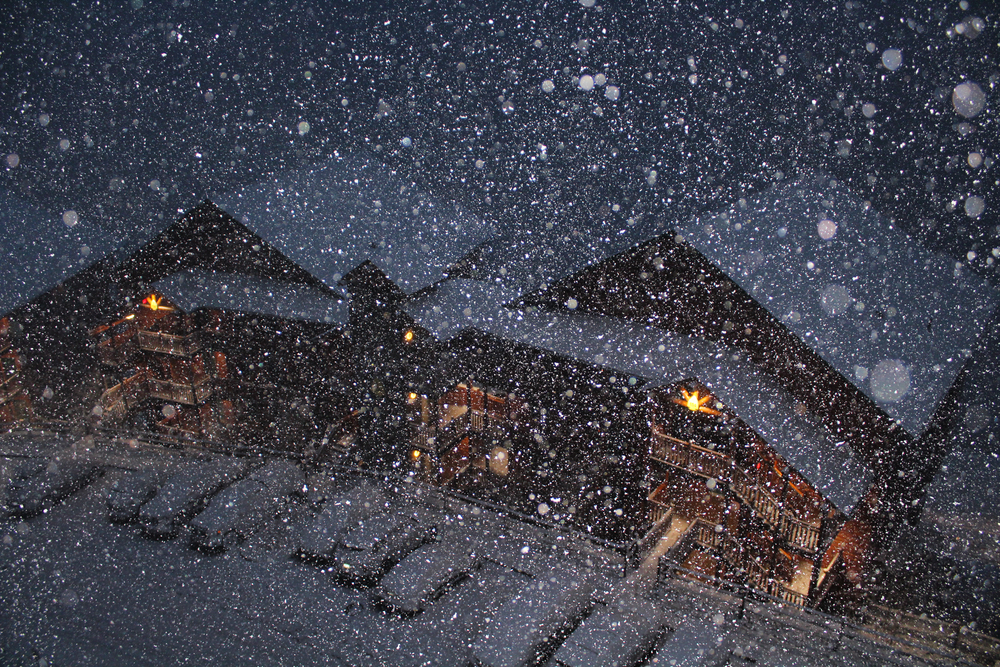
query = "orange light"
xmin=403 ymin=329 xmax=415 ymax=343
xmin=144 ymin=294 xmax=172 ymax=311
xmin=672 ymin=388 xmax=722 ymax=416
xmin=125 ymin=314 xmax=136 ymax=320
xmin=410 ymin=449 xmax=422 ymax=461
xmin=408 ymin=392 xmax=419 ymax=400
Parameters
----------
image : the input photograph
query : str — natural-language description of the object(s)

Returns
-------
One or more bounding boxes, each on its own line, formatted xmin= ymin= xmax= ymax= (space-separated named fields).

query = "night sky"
xmin=2 ymin=0 xmax=996 ymax=262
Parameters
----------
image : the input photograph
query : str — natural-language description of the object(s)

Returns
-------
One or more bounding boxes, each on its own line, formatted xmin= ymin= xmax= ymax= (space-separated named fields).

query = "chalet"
xmin=90 ymin=269 xmax=352 ymax=451
xmin=82 ymin=154 xmax=493 ymax=458
xmin=401 ymin=172 xmax=995 ymax=608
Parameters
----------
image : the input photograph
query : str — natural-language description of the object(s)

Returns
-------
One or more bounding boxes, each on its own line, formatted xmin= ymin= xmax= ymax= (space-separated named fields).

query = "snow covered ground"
xmin=0 ymin=432 xmax=992 ymax=666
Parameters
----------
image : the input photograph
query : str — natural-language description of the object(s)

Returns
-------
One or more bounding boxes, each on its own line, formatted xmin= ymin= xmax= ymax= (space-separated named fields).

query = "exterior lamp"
xmin=403 ymin=329 xmax=415 ymax=343
xmin=673 ymin=388 xmax=723 ymax=416
xmin=410 ymin=449 xmax=422 ymax=461
xmin=144 ymin=294 xmax=172 ymax=311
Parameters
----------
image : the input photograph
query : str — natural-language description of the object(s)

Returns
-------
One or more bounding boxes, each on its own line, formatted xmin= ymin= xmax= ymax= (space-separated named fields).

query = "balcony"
xmin=98 ymin=370 xmax=151 ymax=425
xmin=147 ymin=375 xmax=213 ymax=405
xmin=652 ymin=428 xmax=821 ymax=554
xmin=650 ymin=428 xmax=730 ymax=481
xmin=781 ymin=513 xmax=820 ymax=552
xmin=1 ymin=377 xmax=24 ymax=404
xmin=415 ymin=409 xmax=514 ymax=456
xmin=675 ymin=518 xmax=809 ymax=606
xmin=137 ymin=330 xmax=201 ymax=357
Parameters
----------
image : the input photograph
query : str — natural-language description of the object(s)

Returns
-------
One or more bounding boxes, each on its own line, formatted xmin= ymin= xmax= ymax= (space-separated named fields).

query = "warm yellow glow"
xmin=408 ymin=392 xmax=419 ymax=400
xmin=403 ymin=329 xmax=415 ymax=342
xmin=125 ymin=314 xmax=136 ymax=320
xmin=144 ymin=294 xmax=172 ymax=311
xmin=672 ymin=388 xmax=723 ymax=416
xmin=410 ymin=449 xmax=422 ymax=461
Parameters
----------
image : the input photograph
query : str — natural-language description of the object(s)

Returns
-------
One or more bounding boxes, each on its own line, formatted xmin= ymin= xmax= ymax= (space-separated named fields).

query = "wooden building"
xmin=401 ymin=322 xmax=649 ymax=542
xmin=403 ymin=279 xmax=865 ymax=604
xmin=89 ymin=265 xmax=353 ymax=454
xmin=402 ymin=173 xmax=994 ymax=608
xmin=0 ymin=317 xmax=32 ymax=425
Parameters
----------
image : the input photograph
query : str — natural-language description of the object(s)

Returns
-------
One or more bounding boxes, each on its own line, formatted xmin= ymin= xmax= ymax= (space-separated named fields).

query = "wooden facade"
xmin=0 ymin=317 xmax=32 ymax=425
xmin=645 ymin=381 xmax=841 ymax=607
xmin=401 ymin=329 xmax=650 ymax=542
xmin=89 ymin=290 xmax=355 ymax=454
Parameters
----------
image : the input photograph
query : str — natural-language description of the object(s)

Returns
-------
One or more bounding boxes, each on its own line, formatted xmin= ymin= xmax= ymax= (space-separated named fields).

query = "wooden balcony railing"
xmin=412 ymin=423 xmax=438 ymax=452
xmin=767 ymin=580 xmax=808 ymax=606
xmin=730 ymin=466 xmax=782 ymax=529
xmin=416 ymin=409 xmax=513 ymax=455
xmin=782 ymin=513 xmax=820 ymax=552
xmin=99 ymin=370 xmax=151 ymax=424
xmin=147 ymin=376 xmax=213 ymax=405
xmin=648 ymin=498 xmax=672 ymax=526
xmin=137 ymin=330 xmax=201 ymax=357
xmin=650 ymin=429 xmax=729 ymax=480
xmin=1 ymin=378 xmax=25 ymax=404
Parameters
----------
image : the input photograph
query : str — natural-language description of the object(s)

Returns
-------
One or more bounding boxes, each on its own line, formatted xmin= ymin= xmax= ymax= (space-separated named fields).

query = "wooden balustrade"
xmin=412 ymin=423 xmax=437 ymax=451
xmin=650 ymin=429 xmax=729 ymax=480
xmin=137 ymin=330 xmax=201 ymax=356
xmin=146 ymin=375 xmax=213 ymax=405
xmin=782 ymin=514 xmax=820 ymax=552
xmin=649 ymin=500 xmax=672 ymax=526
xmin=768 ymin=580 xmax=808 ymax=606
xmin=98 ymin=370 xmax=151 ymax=424
xmin=652 ymin=428 xmax=821 ymax=553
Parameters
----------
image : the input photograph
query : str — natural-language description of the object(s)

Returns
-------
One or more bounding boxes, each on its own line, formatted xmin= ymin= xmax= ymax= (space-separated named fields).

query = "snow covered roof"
xmin=672 ymin=172 xmax=996 ymax=438
xmin=0 ymin=188 xmax=111 ymax=317
xmin=213 ymin=154 xmax=495 ymax=295
xmin=468 ymin=214 xmax=669 ymax=298
xmin=151 ymin=269 xmax=348 ymax=325
xmin=405 ymin=279 xmax=871 ymax=514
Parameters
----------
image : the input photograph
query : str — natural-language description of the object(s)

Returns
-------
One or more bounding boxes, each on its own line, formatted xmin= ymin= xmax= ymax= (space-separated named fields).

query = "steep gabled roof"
xmin=214 ymin=153 xmax=495 ymax=295
xmin=463 ymin=214 xmax=670 ymax=299
xmin=672 ymin=172 xmax=996 ymax=438
xmin=0 ymin=188 xmax=112 ymax=317
xmin=405 ymin=278 xmax=871 ymax=514
xmin=113 ymin=201 xmax=328 ymax=295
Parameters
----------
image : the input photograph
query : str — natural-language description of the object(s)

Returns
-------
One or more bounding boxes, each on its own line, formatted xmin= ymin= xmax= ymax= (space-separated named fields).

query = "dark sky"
xmin=1 ymin=0 xmax=996 ymax=267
